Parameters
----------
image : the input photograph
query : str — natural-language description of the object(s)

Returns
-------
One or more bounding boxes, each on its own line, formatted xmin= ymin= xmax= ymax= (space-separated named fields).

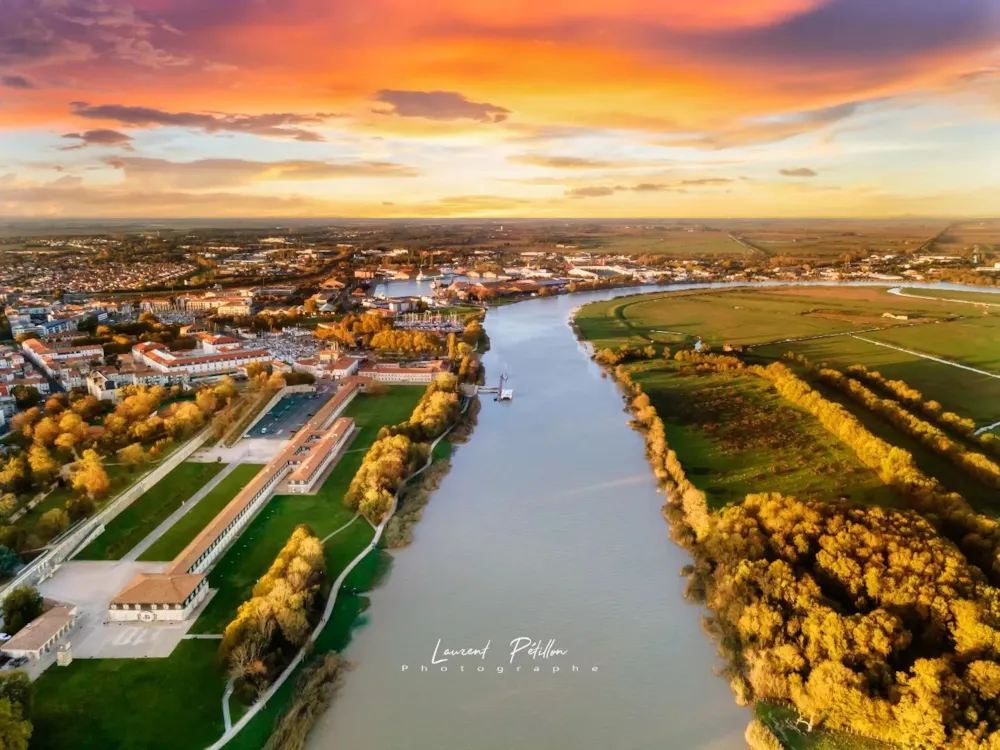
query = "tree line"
xmin=815 ymin=366 xmax=1000 ymax=491
xmin=0 ymin=379 xmax=236 ymax=556
xmin=346 ymin=373 xmax=464 ymax=524
xmin=842 ymin=363 xmax=1000 ymax=456
xmin=220 ymin=525 xmax=326 ymax=704
xmin=589 ymin=340 xmax=1000 ymax=747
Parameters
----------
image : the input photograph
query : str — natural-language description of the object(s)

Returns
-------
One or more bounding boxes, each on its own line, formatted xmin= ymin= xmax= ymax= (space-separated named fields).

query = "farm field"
xmin=719 ymin=218 xmax=941 ymax=259
xmin=579 ymin=230 xmax=747 ymax=257
xmin=75 ymin=461 xmax=224 ymax=561
xmin=630 ymin=362 xmax=896 ymax=509
xmin=901 ymin=287 xmax=1000 ymax=305
xmin=575 ymin=286 xmax=967 ymax=350
xmin=864 ymin=315 xmax=1000 ymax=372
xmin=755 ymin=336 xmax=1000 ymax=425
xmin=927 ymin=220 xmax=1000 ymax=256
xmin=137 ymin=463 xmax=265 ymax=562
xmin=189 ymin=386 xmax=422 ymax=634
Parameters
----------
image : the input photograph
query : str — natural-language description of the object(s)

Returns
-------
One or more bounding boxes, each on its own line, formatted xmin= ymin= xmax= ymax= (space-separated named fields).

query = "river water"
xmin=308 ymin=280 xmax=1000 ymax=750
xmin=308 ymin=285 xmax=750 ymax=750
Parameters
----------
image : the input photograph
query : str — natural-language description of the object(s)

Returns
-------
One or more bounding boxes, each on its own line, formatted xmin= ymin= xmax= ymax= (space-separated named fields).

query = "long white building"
xmin=108 ymin=380 xmax=361 ymax=622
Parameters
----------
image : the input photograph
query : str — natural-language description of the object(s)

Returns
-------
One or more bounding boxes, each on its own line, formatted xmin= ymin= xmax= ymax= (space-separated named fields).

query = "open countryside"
xmin=576 ymin=283 xmax=1000 ymax=748
xmin=581 ymin=286 xmax=1000 ymax=429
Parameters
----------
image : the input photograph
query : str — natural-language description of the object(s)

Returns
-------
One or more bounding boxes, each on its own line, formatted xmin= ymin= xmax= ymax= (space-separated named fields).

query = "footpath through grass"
xmin=191 ymin=387 xmax=420 ymax=634
xmin=76 ymin=461 xmax=224 ymax=561
xmin=138 ymin=463 xmax=265 ymax=562
xmin=31 ymin=387 xmax=423 ymax=750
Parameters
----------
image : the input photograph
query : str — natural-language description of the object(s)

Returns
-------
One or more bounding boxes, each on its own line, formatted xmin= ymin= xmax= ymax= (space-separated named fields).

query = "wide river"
xmin=308 ymin=284 xmax=750 ymax=750
xmin=308 ymin=280 xmax=1000 ymax=750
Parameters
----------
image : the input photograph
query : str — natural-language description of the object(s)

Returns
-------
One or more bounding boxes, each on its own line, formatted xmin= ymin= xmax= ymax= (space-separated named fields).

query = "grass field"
xmin=31 ymin=640 xmax=227 ymax=750
xmin=189 ymin=386 xmax=422 ymax=634
xmin=32 ymin=386 xmax=426 ymax=750
xmin=755 ymin=336 xmax=1000 ymax=425
xmin=902 ymin=287 xmax=1000 ymax=305
xmin=865 ymin=316 xmax=1000 ymax=371
xmin=76 ymin=462 xmax=224 ymax=561
xmin=577 ymin=286 xmax=1000 ymax=511
xmin=575 ymin=286 xmax=966 ymax=350
xmin=577 ymin=286 xmax=1000 ymax=425
xmin=138 ymin=463 xmax=265 ymax=562
xmin=578 ymin=230 xmax=747 ymax=256
xmin=629 ymin=361 xmax=896 ymax=509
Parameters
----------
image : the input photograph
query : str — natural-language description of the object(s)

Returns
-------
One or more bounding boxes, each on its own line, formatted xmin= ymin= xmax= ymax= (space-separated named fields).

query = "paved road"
xmin=124 ymin=460 xmax=246 ymax=562
xmin=889 ymin=286 xmax=1000 ymax=308
xmin=975 ymin=421 xmax=1000 ymax=436
xmin=849 ymin=334 xmax=1000 ymax=381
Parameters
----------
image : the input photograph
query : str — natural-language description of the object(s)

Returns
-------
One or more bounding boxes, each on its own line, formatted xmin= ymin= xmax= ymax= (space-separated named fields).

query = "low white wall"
xmin=0 ymin=426 xmax=214 ymax=602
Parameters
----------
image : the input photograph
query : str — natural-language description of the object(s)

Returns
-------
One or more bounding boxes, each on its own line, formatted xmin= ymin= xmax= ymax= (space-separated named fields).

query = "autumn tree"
xmin=71 ymin=449 xmax=110 ymax=500
xmin=118 ymin=443 xmax=149 ymax=469
xmin=36 ymin=508 xmax=70 ymax=541
xmin=27 ymin=444 xmax=58 ymax=485
xmin=0 ymin=697 xmax=31 ymax=750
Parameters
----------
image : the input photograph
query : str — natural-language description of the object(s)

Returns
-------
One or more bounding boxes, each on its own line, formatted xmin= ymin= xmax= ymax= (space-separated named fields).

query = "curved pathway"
xmin=320 ymin=513 xmax=359 ymax=544
xmin=889 ymin=286 xmax=1000 ymax=309
xmin=206 ymin=411 xmax=463 ymax=749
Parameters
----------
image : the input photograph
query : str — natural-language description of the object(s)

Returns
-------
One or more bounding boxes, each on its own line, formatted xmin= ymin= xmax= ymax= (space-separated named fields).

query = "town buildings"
xmin=131 ymin=341 xmax=269 ymax=378
xmin=358 ymin=360 xmax=449 ymax=384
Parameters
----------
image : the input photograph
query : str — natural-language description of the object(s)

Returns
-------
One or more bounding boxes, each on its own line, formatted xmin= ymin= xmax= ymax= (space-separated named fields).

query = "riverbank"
xmin=575 ymin=286 xmax=1000 ymax=749
xmin=305 ymin=284 xmax=750 ymax=750
xmin=227 ymin=395 xmax=477 ymax=750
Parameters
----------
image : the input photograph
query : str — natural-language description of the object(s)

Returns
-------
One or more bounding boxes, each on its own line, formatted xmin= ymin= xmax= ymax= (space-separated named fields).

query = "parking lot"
xmin=248 ymin=391 xmax=330 ymax=440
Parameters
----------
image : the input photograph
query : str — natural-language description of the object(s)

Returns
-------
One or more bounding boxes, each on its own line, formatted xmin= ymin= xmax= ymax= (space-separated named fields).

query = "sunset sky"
xmin=1 ymin=0 xmax=999 ymax=218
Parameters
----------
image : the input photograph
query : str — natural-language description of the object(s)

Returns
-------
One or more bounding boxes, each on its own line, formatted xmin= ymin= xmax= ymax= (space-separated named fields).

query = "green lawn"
xmin=902 ymin=287 xmax=1000 ymax=305
xmin=138 ymin=463 xmax=265 ymax=562
xmin=31 ymin=386 xmax=426 ymax=750
xmin=76 ymin=462 xmax=224 ymax=561
xmin=190 ymin=387 xmax=421 ymax=634
xmin=31 ymin=640 xmax=227 ymax=750
xmin=756 ymin=336 xmax=1000 ymax=425
xmin=631 ymin=362 xmax=897 ymax=509
xmin=865 ymin=315 xmax=1000 ymax=372
xmin=575 ymin=286 xmax=970 ymax=350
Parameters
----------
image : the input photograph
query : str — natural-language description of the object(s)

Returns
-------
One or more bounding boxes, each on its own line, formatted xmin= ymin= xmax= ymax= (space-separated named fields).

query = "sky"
xmin=0 ymin=0 xmax=999 ymax=219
